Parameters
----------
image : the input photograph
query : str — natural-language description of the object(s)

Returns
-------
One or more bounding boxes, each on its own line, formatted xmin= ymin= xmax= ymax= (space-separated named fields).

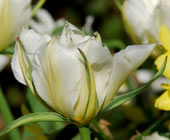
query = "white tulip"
xmin=11 ymin=23 xmax=154 ymax=124
xmin=123 ymin=0 xmax=170 ymax=44
xmin=0 ymin=0 xmax=31 ymax=51
xmin=29 ymin=9 xmax=65 ymax=34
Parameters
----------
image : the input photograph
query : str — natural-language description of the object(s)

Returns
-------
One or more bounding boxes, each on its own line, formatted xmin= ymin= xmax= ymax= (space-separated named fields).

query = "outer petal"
xmin=32 ymin=38 xmax=81 ymax=119
xmin=155 ymin=52 xmax=170 ymax=79
xmin=11 ymin=28 xmax=51 ymax=85
xmin=155 ymin=90 xmax=170 ymax=110
xmin=103 ymin=44 xmax=155 ymax=107
xmin=123 ymin=0 xmax=160 ymax=43
xmin=0 ymin=55 xmax=10 ymax=72
xmin=29 ymin=9 xmax=56 ymax=34
xmin=76 ymin=39 xmax=113 ymax=108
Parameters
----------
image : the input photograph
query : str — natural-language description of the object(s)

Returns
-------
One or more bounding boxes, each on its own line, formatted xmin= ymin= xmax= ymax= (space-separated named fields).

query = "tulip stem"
xmin=92 ymin=120 xmax=110 ymax=140
xmin=79 ymin=126 xmax=91 ymax=140
xmin=31 ymin=0 xmax=46 ymax=17
xmin=137 ymin=114 xmax=170 ymax=140
xmin=0 ymin=88 xmax=20 ymax=140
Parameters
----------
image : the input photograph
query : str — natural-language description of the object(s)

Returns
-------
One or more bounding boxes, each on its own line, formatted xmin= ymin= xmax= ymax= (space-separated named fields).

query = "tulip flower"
xmin=122 ymin=0 xmax=170 ymax=44
xmin=11 ymin=23 xmax=154 ymax=124
xmin=0 ymin=0 xmax=31 ymax=51
xmin=29 ymin=8 xmax=65 ymax=34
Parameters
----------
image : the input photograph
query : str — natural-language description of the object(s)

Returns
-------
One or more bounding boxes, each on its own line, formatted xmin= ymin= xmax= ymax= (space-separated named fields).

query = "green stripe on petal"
xmin=16 ymin=38 xmax=36 ymax=94
xmin=76 ymin=48 xmax=98 ymax=124
xmin=17 ymin=39 xmax=55 ymax=112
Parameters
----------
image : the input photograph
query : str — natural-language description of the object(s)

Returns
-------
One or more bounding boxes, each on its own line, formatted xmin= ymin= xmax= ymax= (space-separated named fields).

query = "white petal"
xmin=0 ymin=0 xmax=31 ymax=50
xmin=32 ymin=39 xmax=81 ymax=118
xmin=151 ymin=76 xmax=168 ymax=92
xmin=11 ymin=0 xmax=31 ymax=39
xmin=0 ymin=55 xmax=10 ymax=72
xmin=11 ymin=43 xmax=26 ymax=85
xmin=59 ymin=22 xmax=90 ymax=47
xmin=11 ymin=28 xmax=51 ymax=85
xmin=19 ymin=28 xmax=51 ymax=53
xmin=136 ymin=69 xmax=153 ymax=83
xmin=78 ymin=39 xmax=113 ymax=108
xmin=84 ymin=15 xmax=94 ymax=33
xmin=29 ymin=9 xmax=56 ymax=34
xmin=142 ymin=132 xmax=168 ymax=140
xmin=155 ymin=0 xmax=170 ymax=29
xmin=103 ymin=44 xmax=155 ymax=107
xmin=123 ymin=0 xmax=160 ymax=43
xmin=55 ymin=18 xmax=66 ymax=27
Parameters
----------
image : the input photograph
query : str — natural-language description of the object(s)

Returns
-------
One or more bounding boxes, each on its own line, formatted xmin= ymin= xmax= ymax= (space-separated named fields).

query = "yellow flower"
xmin=155 ymin=25 xmax=170 ymax=110
xmin=155 ymin=84 xmax=170 ymax=110
xmin=155 ymin=25 xmax=170 ymax=79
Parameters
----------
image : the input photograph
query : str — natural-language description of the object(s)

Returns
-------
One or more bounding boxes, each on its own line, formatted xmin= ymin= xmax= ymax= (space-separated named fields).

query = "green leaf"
xmin=79 ymin=127 xmax=91 ymax=140
xmin=105 ymin=39 xmax=126 ymax=50
xmin=26 ymin=88 xmax=65 ymax=134
xmin=31 ymin=0 xmax=46 ymax=17
xmin=137 ymin=114 xmax=170 ymax=140
xmin=21 ymin=105 xmax=48 ymax=140
xmin=51 ymin=25 xmax=64 ymax=36
xmin=0 ymin=112 xmax=71 ymax=136
xmin=114 ymin=0 xmax=123 ymax=11
xmin=0 ymin=88 xmax=20 ymax=140
xmin=99 ymin=57 xmax=167 ymax=116
xmin=0 ymin=46 xmax=14 ymax=55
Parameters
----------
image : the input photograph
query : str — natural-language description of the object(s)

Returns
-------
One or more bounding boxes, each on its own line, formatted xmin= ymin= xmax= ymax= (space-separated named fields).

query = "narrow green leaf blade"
xmin=137 ymin=114 xmax=170 ymax=140
xmin=0 ymin=112 xmax=71 ymax=136
xmin=31 ymin=0 xmax=46 ymax=17
xmin=99 ymin=57 xmax=167 ymax=116
xmin=26 ymin=88 xmax=65 ymax=134
xmin=0 ymin=88 xmax=20 ymax=140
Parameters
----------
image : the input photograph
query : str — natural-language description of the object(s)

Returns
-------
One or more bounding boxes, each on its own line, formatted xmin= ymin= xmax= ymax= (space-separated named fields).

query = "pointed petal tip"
xmin=127 ymin=43 xmax=156 ymax=56
xmin=139 ymin=43 xmax=156 ymax=51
